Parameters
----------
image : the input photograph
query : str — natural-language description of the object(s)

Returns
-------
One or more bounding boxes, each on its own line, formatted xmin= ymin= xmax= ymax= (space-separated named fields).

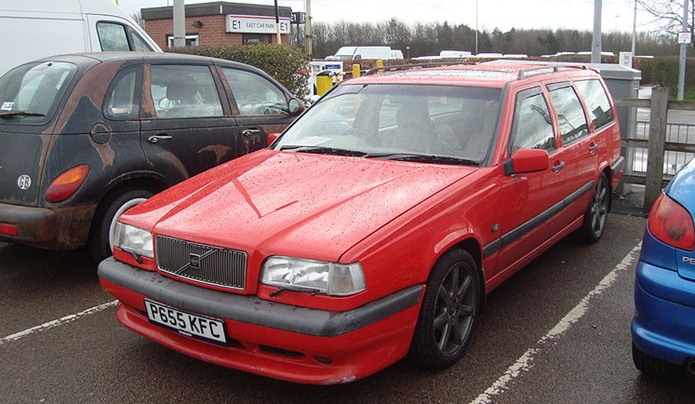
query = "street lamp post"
xmin=677 ymin=0 xmax=689 ymax=100
xmin=475 ymin=0 xmax=479 ymax=55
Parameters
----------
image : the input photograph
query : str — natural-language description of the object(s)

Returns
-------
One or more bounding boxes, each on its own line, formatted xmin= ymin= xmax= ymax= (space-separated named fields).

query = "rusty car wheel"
xmin=89 ymin=189 xmax=153 ymax=262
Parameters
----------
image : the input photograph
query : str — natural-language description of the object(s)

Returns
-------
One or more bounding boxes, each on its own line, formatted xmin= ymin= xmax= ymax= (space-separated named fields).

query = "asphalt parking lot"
xmin=2 ymin=209 xmax=695 ymax=403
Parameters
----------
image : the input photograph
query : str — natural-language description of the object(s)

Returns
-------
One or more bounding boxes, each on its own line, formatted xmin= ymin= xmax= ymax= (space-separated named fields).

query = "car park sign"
xmin=226 ymin=14 xmax=290 ymax=34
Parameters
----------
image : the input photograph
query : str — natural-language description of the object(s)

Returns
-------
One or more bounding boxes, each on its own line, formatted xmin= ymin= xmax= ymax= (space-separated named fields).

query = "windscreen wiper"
xmin=279 ymin=145 xmax=368 ymax=157
xmin=366 ymin=153 xmax=479 ymax=166
xmin=0 ymin=111 xmax=45 ymax=118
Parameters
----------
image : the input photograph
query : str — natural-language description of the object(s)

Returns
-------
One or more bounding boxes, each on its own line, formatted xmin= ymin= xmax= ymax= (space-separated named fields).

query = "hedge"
xmin=639 ymin=57 xmax=695 ymax=97
xmin=172 ymin=44 xmax=310 ymax=100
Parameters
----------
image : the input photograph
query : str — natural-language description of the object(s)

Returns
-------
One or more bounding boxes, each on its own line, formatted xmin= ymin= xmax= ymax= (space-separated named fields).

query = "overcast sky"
xmin=118 ymin=0 xmax=657 ymax=33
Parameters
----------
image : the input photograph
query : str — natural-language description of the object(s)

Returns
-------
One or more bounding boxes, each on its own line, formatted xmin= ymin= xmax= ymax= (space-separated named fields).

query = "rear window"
xmin=0 ymin=61 xmax=76 ymax=124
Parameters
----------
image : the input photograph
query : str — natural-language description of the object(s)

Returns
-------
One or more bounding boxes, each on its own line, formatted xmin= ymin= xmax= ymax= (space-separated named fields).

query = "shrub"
xmin=172 ymin=44 xmax=310 ymax=100
xmin=640 ymin=57 xmax=695 ymax=97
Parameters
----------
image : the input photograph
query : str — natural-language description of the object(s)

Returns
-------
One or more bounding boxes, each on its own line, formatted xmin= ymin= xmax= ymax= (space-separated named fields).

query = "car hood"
xmin=124 ymin=149 xmax=476 ymax=261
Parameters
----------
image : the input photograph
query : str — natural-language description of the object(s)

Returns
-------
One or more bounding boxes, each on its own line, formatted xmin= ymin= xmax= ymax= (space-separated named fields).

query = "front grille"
xmin=156 ymin=236 xmax=247 ymax=290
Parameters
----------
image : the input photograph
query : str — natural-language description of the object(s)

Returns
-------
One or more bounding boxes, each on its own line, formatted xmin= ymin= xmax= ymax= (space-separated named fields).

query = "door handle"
xmin=242 ymin=129 xmax=262 ymax=137
xmin=588 ymin=143 xmax=599 ymax=152
xmin=147 ymin=135 xmax=173 ymax=144
xmin=552 ymin=161 xmax=566 ymax=173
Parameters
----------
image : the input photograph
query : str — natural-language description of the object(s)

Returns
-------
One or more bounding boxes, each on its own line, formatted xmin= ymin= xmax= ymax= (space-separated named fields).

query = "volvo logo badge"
xmin=189 ymin=253 xmax=202 ymax=269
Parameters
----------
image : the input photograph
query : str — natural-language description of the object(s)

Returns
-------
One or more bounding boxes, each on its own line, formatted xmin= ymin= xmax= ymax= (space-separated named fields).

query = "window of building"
xmin=166 ymin=34 xmax=200 ymax=47
xmin=242 ymin=34 xmax=271 ymax=45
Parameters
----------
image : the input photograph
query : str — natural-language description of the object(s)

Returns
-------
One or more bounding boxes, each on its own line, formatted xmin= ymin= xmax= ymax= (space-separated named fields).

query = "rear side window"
xmin=575 ymin=79 xmax=614 ymax=130
xmin=104 ymin=67 xmax=142 ymax=120
xmin=547 ymin=83 xmax=589 ymax=146
xmin=509 ymin=87 xmax=556 ymax=153
xmin=150 ymin=65 xmax=223 ymax=118
xmin=0 ymin=61 xmax=76 ymax=123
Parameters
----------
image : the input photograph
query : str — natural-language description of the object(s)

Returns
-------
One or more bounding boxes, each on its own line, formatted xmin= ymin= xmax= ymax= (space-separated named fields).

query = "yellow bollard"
xmin=352 ymin=64 xmax=361 ymax=78
xmin=376 ymin=59 xmax=384 ymax=74
xmin=315 ymin=71 xmax=333 ymax=96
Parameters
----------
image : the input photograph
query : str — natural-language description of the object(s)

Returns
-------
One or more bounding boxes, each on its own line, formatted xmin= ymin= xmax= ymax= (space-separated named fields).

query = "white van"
xmin=0 ymin=0 xmax=161 ymax=76
xmin=325 ymin=46 xmax=403 ymax=61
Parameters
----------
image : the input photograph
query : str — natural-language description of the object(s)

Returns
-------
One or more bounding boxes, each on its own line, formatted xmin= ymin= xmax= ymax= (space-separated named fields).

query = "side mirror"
xmin=267 ymin=132 xmax=280 ymax=146
xmin=503 ymin=149 xmax=549 ymax=175
xmin=288 ymin=98 xmax=304 ymax=116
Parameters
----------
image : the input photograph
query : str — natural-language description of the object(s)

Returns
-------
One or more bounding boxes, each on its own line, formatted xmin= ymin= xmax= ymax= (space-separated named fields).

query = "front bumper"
xmin=0 ymin=202 xmax=93 ymax=249
xmin=631 ymin=260 xmax=695 ymax=366
xmin=99 ymin=258 xmax=424 ymax=384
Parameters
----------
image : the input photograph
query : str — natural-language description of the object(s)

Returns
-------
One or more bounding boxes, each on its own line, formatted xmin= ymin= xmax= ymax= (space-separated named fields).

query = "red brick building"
xmin=141 ymin=1 xmax=292 ymax=49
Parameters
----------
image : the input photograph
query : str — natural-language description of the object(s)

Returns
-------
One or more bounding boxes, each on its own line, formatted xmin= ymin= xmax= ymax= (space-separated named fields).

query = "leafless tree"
xmin=130 ymin=12 xmax=144 ymax=29
xmin=638 ymin=0 xmax=693 ymax=47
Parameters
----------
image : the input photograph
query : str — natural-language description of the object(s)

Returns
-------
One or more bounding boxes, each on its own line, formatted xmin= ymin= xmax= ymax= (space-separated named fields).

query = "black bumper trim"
xmin=612 ymin=156 xmax=625 ymax=174
xmin=99 ymin=257 xmax=423 ymax=337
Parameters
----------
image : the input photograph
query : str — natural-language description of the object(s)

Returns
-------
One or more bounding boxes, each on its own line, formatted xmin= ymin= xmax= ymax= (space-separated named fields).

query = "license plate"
xmin=144 ymin=299 xmax=227 ymax=344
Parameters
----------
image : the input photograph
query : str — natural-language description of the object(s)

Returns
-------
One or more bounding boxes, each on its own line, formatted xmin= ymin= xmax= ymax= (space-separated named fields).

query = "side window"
xmin=128 ymin=28 xmax=156 ymax=51
xmin=221 ymin=68 xmax=287 ymax=116
xmin=509 ymin=88 xmax=556 ymax=153
xmin=547 ymin=83 xmax=589 ymax=145
xmin=150 ymin=65 xmax=223 ymax=118
xmin=574 ymin=79 xmax=614 ymax=130
xmin=96 ymin=22 xmax=131 ymax=51
xmin=104 ymin=67 xmax=141 ymax=120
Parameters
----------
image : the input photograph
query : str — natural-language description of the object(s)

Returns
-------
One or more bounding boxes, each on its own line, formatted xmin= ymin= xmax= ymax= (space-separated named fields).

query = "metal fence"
xmin=615 ymin=87 xmax=695 ymax=209
xmin=627 ymin=121 xmax=695 ymax=175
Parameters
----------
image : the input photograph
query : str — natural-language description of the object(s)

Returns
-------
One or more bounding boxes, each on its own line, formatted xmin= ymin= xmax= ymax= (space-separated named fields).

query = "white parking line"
xmin=0 ymin=300 xmax=118 ymax=345
xmin=469 ymin=243 xmax=641 ymax=404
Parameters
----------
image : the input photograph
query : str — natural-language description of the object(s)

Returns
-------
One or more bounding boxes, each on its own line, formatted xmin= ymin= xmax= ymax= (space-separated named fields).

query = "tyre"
xmin=632 ymin=343 xmax=684 ymax=380
xmin=577 ymin=171 xmax=610 ymax=244
xmin=88 ymin=189 xmax=153 ymax=262
xmin=407 ymin=248 xmax=480 ymax=369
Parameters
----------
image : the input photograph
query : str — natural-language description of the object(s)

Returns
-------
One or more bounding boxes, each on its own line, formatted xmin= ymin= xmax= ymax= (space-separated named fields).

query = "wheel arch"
xmin=601 ymin=165 xmax=614 ymax=211
xmin=90 ymin=175 xmax=170 ymax=234
xmin=437 ymin=236 xmax=488 ymax=311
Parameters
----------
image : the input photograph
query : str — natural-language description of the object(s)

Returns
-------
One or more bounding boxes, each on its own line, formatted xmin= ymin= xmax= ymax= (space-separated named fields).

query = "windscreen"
xmin=275 ymin=83 xmax=502 ymax=165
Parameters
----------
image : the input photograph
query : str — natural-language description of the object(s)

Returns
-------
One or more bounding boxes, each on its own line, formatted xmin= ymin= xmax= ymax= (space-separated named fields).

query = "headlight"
xmin=113 ymin=222 xmax=154 ymax=258
xmin=261 ymin=256 xmax=366 ymax=296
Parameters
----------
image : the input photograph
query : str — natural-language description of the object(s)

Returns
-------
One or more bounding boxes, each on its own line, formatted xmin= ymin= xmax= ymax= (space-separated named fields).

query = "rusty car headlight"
xmin=261 ymin=257 xmax=366 ymax=296
xmin=113 ymin=222 xmax=154 ymax=259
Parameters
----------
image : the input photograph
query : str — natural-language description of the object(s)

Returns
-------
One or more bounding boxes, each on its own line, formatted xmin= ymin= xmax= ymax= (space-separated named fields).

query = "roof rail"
xmin=517 ymin=65 xmax=588 ymax=80
xmin=363 ymin=61 xmax=477 ymax=76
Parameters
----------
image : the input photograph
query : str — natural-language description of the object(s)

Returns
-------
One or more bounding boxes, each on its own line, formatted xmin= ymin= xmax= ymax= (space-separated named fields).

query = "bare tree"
xmin=638 ymin=0 xmax=693 ymax=47
xmin=130 ymin=12 xmax=144 ymax=29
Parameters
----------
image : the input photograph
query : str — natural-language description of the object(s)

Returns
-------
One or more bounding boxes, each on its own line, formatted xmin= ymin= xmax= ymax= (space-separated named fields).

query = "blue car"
xmin=632 ymin=158 xmax=695 ymax=379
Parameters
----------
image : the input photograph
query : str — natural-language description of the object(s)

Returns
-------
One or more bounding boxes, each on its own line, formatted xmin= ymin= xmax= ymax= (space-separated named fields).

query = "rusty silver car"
xmin=0 ymin=52 xmax=303 ymax=260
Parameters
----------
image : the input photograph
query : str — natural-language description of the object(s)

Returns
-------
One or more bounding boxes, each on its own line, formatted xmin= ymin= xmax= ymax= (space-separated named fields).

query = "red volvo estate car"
xmin=98 ymin=63 xmax=624 ymax=384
